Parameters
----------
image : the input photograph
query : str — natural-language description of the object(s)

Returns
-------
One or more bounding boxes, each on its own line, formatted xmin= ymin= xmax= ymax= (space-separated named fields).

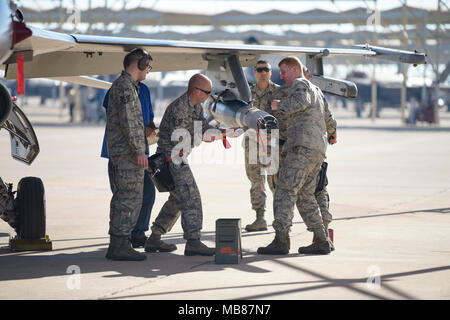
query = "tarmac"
xmin=0 ymin=105 xmax=449 ymax=301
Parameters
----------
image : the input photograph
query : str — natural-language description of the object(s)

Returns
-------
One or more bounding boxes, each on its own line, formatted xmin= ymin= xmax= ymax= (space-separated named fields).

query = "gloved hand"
xmin=225 ymin=127 xmax=245 ymax=138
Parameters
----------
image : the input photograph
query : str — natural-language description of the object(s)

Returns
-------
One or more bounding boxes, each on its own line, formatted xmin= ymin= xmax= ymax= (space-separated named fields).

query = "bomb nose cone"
xmin=260 ymin=115 xmax=278 ymax=130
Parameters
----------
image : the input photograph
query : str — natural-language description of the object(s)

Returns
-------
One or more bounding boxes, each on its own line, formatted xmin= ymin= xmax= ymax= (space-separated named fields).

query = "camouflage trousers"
xmin=268 ymin=148 xmax=332 ymax=227
xmin=151 ymin=162 xmax=202 ymax=240
xmin=109 ymin=155 xmax=144 ymax=236
xmin=272 ymin=146 xmax=325 ymax=232
xmin=244 ymin=139 xmax=276 ymax=211
xmin=0 ymin=178 xmax=9 ymax=216
xmin=315 ymin=175 xmax=332 ymax=224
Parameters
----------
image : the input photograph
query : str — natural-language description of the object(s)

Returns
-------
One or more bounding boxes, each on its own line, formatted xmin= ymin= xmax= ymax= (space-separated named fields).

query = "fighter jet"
xmin=0 ymin=0 xmax=426 ymax=245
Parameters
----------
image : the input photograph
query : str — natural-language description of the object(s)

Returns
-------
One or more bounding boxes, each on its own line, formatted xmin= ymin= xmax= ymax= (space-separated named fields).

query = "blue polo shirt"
xmin=100 ymin=82 xmax=154 ymax=158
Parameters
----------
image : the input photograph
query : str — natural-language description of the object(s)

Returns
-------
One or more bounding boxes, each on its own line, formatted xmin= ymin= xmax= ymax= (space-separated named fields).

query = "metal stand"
xmin=9 ymin=235 xmax=52 ymax=252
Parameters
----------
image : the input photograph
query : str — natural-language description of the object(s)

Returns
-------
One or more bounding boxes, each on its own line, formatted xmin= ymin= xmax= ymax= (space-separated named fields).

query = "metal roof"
xmin=21 ymin=5 xmax=449 ymax=26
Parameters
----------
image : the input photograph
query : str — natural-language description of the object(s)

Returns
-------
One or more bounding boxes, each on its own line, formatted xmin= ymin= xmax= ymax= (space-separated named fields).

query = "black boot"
xmin=298 ymin=226 xmax=332 ymax=255
xmin=184 ymin=239 xmax=215 ymax=256
xmin=130 ymin=236 xmax=148 ymax=248
xmin=257 ymin=231 xmax=289 ymax=255
xmin=106 ymin=235 xmax=147 ymax=261
xmin=144 ymin=233 xmax=177 ymax=252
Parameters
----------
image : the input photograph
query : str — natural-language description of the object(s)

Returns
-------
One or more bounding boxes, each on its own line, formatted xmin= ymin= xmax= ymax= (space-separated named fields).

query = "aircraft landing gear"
xmin=0 ymin=176 xmax=52 ymax=251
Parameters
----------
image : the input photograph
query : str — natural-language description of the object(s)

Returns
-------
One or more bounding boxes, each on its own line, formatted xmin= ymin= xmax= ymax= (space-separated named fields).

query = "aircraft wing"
xmin=1 ymin=26 xmax=425 ymax=80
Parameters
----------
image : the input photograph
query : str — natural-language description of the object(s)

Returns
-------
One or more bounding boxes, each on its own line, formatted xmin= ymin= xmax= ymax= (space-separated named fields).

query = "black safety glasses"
xmin=255 ymin=67 xmax=271 ymax=73
xmin=196 ymin=87 xmax=211 ymax=95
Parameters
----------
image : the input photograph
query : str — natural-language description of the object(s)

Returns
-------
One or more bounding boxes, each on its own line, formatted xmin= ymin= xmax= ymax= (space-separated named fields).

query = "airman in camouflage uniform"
xmin=302 ymin=66 xmax=337 ymax=232
xmin=146 ymin=74 xmax=222 ymax=256
xmin=309 ymin=96 xmax=336 ymax=231
xmin=268 ymin=85 xmax=337 ymax=231
xmin=244 ymin=60 xmax=279 ymax=232
xmin=0 ymin=178 xmax=9 ymax=218
xmin=105 ymin=48 xmax=152 ymax=261
xmin=258 ymin=56 xmax=334 ymax=255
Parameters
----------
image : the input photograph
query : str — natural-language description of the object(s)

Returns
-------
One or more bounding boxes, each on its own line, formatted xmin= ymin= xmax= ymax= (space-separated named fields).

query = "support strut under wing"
xmin=205 ymin=53 xmax=255 ymax=102
xmin=227 ymin=55 xmax=252 ymax=103
xmin=306 ymin=52 xmax=358 ymax=98
xmin=310 ymin=75 xmax=357 ymax=98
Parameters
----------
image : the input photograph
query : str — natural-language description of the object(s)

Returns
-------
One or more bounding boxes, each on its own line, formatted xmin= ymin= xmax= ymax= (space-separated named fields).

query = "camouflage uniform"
xmin=244 ymin=81 xmax=279 ymax=210
xmin=265 ymin=84 xmax=290 ymax=191
xmin=151 ymin=92 xmax=214 ymax=240
xmin=0 ymin=178 xmax=9 ymax=216
xmin=268 ymin=84 xmax=336 ymax=228
xmin=272 ymin=78 xmax=329 ymax=232
xmin=313 ymin=175 xmax=331 ymax=224
xmin=312 ymin=96 xmax=336 ymax=225
xmin=106 ymin=71 xmax=146 ymax=237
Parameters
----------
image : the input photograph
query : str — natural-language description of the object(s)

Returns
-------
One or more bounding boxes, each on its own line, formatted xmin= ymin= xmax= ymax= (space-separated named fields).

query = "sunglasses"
xmin=146 ymin=64 xmax=152 ymax=70
xmin=196 ymin=87 xmax=211 ymax=95
xmin=255 ymin=67 xmax=271 ymax=73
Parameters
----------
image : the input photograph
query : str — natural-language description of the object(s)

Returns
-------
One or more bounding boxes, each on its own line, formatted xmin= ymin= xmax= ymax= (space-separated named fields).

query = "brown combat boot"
xmin=106 ymin=235 xmax=147 ymax=261
xmin=310 ymin=221 xmax=335 ymax=251
xmin=245 ymin=208 xmax=268 ymax=232
xmin=144 ymin=233 xmax=177 ymax=253
xmin=184 ymin=239 xmax=215 ymax=256
xmin=323 ymin=220 xmax=335 ymax=251
xmin=298 ymin=225 xmax=332 ymax=255
xmin=257 ymin=230 xmax=289 ymax=255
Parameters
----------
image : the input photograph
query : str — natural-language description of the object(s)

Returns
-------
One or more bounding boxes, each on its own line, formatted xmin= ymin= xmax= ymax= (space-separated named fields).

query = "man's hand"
xmin=328 ymin=133 xmax=337 ymax=145
xmin=271 ymin=100 xmax=280 ymax=111
xmin=203 ymin=136 xmax=215 ymax=143
xmin=136 ymin=154 xmax=148 ymax=168
xmin=202 ymin=129 xmax=221 ymax=143
xmin=225 ymin=127 xmax=245 ymax=138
